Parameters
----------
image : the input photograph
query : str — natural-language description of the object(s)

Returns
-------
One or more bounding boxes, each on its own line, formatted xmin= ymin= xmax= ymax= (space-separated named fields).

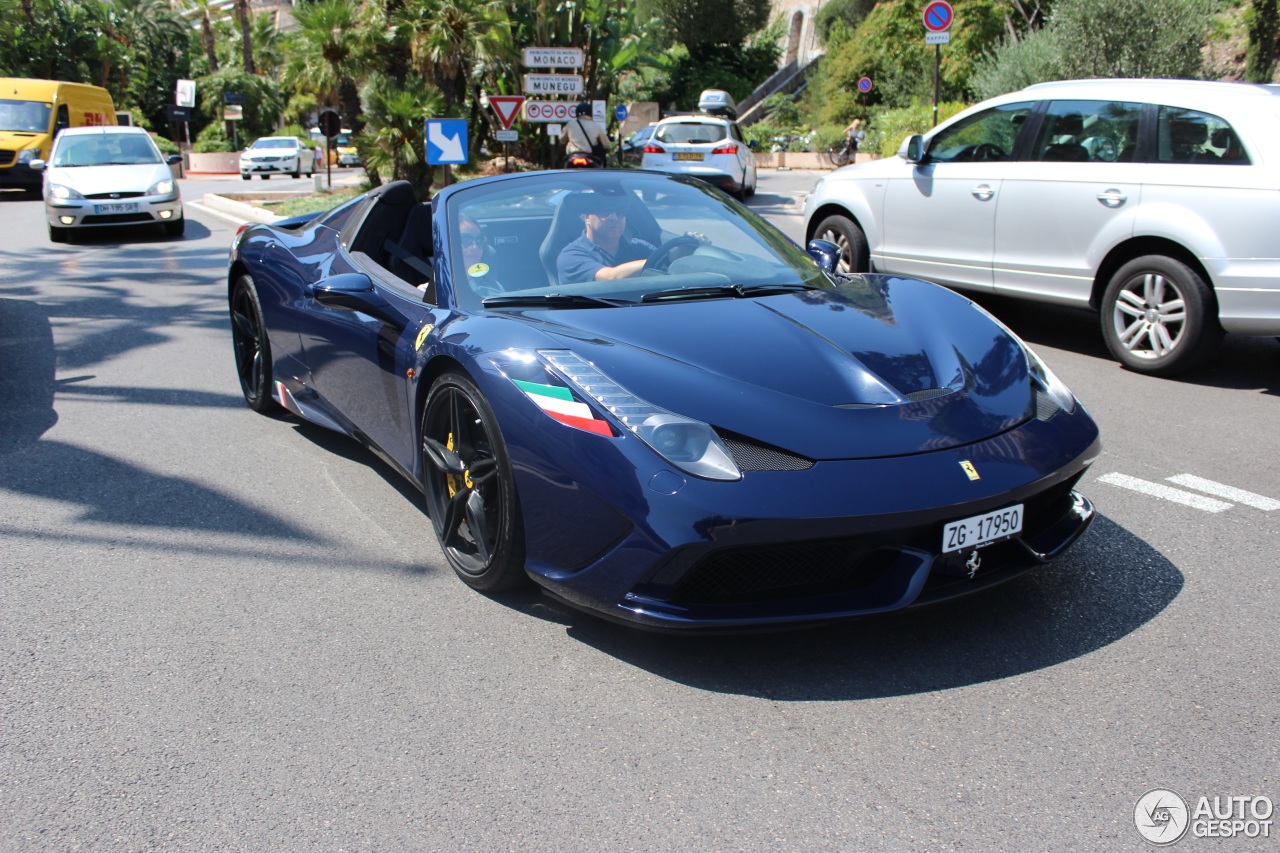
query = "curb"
xmin=201 ymin=192 xmax=281 ymax=224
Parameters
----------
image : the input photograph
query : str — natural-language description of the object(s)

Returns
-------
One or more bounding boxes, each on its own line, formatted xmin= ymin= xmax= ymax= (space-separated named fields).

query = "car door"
xmin=993 ymin=99 xmax=1145 ymax=304
xmin=880 ymin=101 xmax=1034 ymax=292
xmin=297 ymin=248 xmax=439 ymax=468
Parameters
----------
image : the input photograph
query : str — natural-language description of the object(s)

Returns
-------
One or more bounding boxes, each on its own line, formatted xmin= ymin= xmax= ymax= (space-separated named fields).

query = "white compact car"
xmin=803 ymin=78 xmax=1280 ymax=376
xmin=33 ymin=125 xmax=184 ymax=242
xmin=240 ymin=136 xmax=316 ymax=180
xmin=640 ymin=114 xmax=757 ymax=200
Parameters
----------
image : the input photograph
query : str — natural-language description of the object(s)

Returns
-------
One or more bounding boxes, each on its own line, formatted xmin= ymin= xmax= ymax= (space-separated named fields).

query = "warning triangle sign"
xmin=489 ymin=96 xmax=525 ymax=130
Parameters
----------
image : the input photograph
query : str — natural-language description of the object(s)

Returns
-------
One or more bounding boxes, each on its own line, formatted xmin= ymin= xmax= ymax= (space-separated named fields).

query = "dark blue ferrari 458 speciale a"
xmin=227 ymin=169 xmax=1100 ymax=631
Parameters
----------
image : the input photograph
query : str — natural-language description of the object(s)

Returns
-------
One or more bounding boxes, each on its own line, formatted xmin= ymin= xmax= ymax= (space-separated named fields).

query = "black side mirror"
xmin=806 ymin=239 xmax=842 ymax=274
xmin=166 ymin=154 xmax=182 ymax=165
xmin=748 ymin=139 xmax=760 ymax=151
xmin=311 ymin=273 xmax=408 ymax=330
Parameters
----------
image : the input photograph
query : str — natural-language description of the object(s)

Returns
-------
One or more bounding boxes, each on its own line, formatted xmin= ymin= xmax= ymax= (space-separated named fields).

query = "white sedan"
xmin=240 ymin=137 xmax=316 ymax=180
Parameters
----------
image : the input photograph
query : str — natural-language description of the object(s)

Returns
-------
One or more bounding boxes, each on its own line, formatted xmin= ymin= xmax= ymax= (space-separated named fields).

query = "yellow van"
xmin=1 ymin=78 xmax=116 ymax=195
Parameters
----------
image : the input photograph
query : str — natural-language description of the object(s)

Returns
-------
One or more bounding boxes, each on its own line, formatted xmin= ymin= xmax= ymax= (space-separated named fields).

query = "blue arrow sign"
xmin=426 ymin=119 xmax=468 ymax=165
xmin=615 ymin=104 xmax=628 ymax=123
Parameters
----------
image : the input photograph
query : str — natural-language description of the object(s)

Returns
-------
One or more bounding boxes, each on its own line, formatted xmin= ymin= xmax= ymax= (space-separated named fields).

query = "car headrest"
xmin=1054 ymin=114 xmax=1084 ymax=136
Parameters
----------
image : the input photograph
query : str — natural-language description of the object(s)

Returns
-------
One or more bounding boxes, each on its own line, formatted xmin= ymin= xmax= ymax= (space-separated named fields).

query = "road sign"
xmin=925 ymin=31 xmax=951 ymax=44
xmin=223 ymin=105 xmax=243 ymax=121
xmin=922 ymin=0 xmax=954 ymax=32
xmin=522 ymin=47 xmax=583 ymax=68
xmin=495 ymin=130 xmax=519 ymax=143
xmin=523 ymin=101 xmax=578 ymax=123
xmin=175 ymin=79 xmax=196 ymax=108
xmin=166 ymin=105 xmax=192 ymax=122
xmin=425 ymin=119 xmax=468 ymax=165
xmin=523 ymin=74 xmax=583 ymax=96
xmin=615 ymin=104 xmax=628 ymax=123
xmin=224 ymin=92 xmax=245 ymax=105
xmin=317 ymin=109 xmax=342 ymax=138
xmin=857 ymin=77 xmax=873 ymax=93
xmin=489 ymin=96 xmax=525 ymax=129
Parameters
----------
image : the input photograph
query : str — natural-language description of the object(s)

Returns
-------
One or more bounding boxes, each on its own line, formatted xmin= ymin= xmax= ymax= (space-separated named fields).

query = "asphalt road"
xmin=1 ymin=172 xmax=1277 ymax=851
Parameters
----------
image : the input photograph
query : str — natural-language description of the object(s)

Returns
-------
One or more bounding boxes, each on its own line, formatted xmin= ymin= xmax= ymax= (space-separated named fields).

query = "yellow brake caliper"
xmin=445 ymin=432 xmax=473 ymax=498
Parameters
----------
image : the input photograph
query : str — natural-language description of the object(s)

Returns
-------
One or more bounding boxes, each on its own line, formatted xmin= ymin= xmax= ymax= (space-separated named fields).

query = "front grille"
xmin=0 ymin=150 xmax=14 ymax=165
xmin=82 ymin=213 xmax=152 ymax=224
xmin=665 ymin=541 xmax=901 ymax=605
xmin=85 ymin=191 xmax=144 ymax=200
xmin=718 ymin=433 xmax=813 ymax=471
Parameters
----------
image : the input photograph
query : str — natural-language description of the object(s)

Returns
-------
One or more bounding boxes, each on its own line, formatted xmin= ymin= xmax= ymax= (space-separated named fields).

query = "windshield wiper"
xmin=640 ymin=283 xmax=818 ymax=303
xmin=482 ymin=293 xmax=628 ymax=309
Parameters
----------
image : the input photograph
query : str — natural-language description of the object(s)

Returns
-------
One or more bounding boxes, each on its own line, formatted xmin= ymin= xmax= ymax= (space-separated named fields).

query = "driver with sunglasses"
xmin=556 ymin=196 xmax=658 ymax=284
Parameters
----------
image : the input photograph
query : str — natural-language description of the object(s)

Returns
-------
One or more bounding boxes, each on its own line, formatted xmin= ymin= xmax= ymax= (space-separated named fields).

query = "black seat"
xmin=1042 ymin=143 xmax=1089 ymax=162
xmin=537 ymin=191 xmax=601 ymax=283
xmin=387 ymin=201 xmax=434 ymax=286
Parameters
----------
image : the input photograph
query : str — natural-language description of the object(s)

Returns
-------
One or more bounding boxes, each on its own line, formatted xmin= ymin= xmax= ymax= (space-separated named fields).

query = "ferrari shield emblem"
xmin=414 ymin=324 xmax=433 ymax=351
xmin=960 ymin=460 xmax=980 ymax=481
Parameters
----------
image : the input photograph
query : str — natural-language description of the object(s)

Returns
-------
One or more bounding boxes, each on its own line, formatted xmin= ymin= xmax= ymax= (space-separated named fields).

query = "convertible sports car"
xmin=228 ymin=169 xmax=1101 ymax=631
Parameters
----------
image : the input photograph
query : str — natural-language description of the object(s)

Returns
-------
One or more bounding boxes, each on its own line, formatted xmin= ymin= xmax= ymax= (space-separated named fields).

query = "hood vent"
xmin=905 ymin=387 xmax=952 ymax=402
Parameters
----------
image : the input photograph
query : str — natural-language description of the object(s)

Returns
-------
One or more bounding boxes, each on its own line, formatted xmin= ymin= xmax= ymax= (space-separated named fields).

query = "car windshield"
xmin=445 ymin=172 xmax=836 ymax=312
xmin=252 ymin=138 xmax=296 ymax=149
xmin=50 ymin=133 xmax=162 ymax=167
xmin=0 ymin=99 xmax=52 ymax=133
xmin=655 ymin=122 xmax=728 ymax=144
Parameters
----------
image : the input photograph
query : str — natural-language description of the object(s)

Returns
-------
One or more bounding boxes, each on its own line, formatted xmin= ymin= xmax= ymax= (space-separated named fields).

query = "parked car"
xmin=226 ymin=169 xmax=1099 ymax=631
xmin=240 ymin=136 xmax=316 ymax=180
xmin=804 ymin=78 xmax=1280 ymax=376
xmin=617 ymin=123 xmax=655 ymax=167
xmin=32 ymin=125 xmax=183 ymax=242
xmin=640 ymin=113 xmax=757 ymax=199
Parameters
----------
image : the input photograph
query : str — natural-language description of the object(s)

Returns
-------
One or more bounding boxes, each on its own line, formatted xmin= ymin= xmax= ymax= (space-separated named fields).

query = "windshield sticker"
xmin=468 ymin=262 xmax=489 ymax=278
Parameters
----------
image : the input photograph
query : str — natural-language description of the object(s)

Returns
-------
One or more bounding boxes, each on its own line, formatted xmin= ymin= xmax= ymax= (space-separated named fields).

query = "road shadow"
xmin=289 ymin=419 xmax=425 ymax=510
xmin=56 ymin=219 xmax=214 ymax=245
xmin=969 ymin=292 xmax=1280 ymax=396
xmin=0 ymin=297 xmax=315 ymax=541
xmin=497 ymin=515 xmax=1181 ymax=700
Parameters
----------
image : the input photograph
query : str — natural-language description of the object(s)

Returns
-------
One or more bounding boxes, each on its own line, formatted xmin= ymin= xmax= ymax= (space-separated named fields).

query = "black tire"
xmin=229 ymin=274 xmax=278 ymax=413
xmin=49 ymin=224 xmax=68 ymax=243
xmin=421 ymin=372 xmax=527 ymax=593
xmin=262 ymin=174 xmax=271 ymax=181
xmin=164 ymin=217 xmax=185 ymax=237
xmin=1101 ymin=254 xmax=1222 ymax=376
xmin=241 ymin=173 xmax=251 ymax=181
xmin=291 ymin=164 xmax=301 ymax=179
xmin=827 ymin=143 xmax=851 ymax=168
xmin=812 ymin=214 xmax=870 ymax=274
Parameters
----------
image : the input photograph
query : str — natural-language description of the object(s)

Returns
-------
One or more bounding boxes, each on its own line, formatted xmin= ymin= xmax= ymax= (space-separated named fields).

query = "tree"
xmin=391 ymin=0 xmax=512 ymax=111
xmin=1245 ymin=0 xmax=1279 ymax=82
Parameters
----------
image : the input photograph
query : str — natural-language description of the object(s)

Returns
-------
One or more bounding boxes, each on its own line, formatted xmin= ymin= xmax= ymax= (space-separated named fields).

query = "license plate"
xmin=94 ymin=202 xmax=139 ymax=214
xmin=942 ymin=504 xmax=1023 ymax=553
xmin=674 ymin=152 xmax=704 ymax=161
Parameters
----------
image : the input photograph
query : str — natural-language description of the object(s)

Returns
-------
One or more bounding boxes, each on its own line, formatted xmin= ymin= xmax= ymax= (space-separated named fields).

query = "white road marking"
xmin=1096 ymin=472 xmax=1234 ymax=513
xmin=1166 ymin=474 xmax=1280 ymax=511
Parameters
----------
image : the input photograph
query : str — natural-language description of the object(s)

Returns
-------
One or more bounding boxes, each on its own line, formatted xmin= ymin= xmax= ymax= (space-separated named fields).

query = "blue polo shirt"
xmin=556 ymin=233 xmax=657 ymax=284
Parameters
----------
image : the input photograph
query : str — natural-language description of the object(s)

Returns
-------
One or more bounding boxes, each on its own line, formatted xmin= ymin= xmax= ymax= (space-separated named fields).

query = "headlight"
xmin=148 ymin=179 xmax=174 ymax=195
xmin=48 ymin=184 xmax=84 ymax=200
xmin=17 ymin=148 xmax=40 ymax=164
xmin=541 ymin=351 xmax=741 ymax=481
xmin=1023 ymin=342 xmax=1076 ymax=414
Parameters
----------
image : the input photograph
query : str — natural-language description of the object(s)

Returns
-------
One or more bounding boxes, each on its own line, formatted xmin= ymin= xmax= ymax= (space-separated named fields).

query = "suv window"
xmin=927 ymin=102 xmax=1032 ymax=163
xmin=656 ymin=122 xmax=728 ymax=144
xmin=1157 ymin=107 xmax=1249 ymax=164
xmin=1033 ymin=100 xmax=1142 ymax=163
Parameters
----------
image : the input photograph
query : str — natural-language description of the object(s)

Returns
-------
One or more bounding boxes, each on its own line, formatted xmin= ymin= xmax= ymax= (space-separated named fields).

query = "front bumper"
xmin=511 ymin=402 xmax=1101 ymax=631
xmin=45 ymin=192 xmax=183 ymax=229
xmin=240 ymin=158 xmax=299 ymax=175
xmin=0 ymin=162 xmax=42 ymax=189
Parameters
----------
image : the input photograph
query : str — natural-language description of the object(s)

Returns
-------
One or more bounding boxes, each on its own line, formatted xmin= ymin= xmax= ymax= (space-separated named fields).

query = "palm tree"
xmin=392 ymin=0 xmax=513 ymax=112
xmin=234 ymin=0 xmax=255 ymax=74
xmin=287 ymin=0 xmax=365 ymax=131
xmin=360 ymin=73 xmax=442 ymax=192
xmin=182 ymin=0 xmax=221 ymax=73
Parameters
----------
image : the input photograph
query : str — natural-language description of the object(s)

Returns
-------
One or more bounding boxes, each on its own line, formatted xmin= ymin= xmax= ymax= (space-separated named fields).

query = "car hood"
xmin=46 ymin=162 xmax=173 ymax=195
xmin=507 ymin=276 xmax=1042 ymax=460
xmin=0 ymin=130 xmax=42 ymax=152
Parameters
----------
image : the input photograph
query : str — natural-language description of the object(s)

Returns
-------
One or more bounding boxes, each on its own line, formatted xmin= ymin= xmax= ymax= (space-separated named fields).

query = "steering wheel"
xmin=972 ymin=142 xmax=1006 ymax=161
xmin=1093 ymin=136 xmax=1117 ymax=162
xmin=642 ymin=235 xmax=704 ymax=273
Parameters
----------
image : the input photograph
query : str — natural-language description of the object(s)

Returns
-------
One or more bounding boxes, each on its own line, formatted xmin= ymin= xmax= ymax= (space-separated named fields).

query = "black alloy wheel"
xmin=421 ymin=373 xmax=526 ymax=592
xmin=229 ymin=275 xmax=278 ymax=413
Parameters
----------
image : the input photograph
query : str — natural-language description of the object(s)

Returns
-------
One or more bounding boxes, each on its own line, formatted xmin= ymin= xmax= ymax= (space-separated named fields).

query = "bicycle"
xmin=826 ymin=139 xmax=856 ymax=167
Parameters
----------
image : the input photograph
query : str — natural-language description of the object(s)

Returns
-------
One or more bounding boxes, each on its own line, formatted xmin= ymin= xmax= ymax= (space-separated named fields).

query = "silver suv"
xmin=804 ymin=79 xmax=1280 ymax=375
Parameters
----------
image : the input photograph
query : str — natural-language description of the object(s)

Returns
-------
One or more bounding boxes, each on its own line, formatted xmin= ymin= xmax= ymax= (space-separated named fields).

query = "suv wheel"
xmin=1101 ymin=254 xmax=1222 ymax=376
xmin=812 ymin=215 xmax=869 ymax=274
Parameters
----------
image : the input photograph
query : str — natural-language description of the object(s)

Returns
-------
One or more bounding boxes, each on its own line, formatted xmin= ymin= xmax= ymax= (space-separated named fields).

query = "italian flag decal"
xmin=513 ymin=379 xmax=613 ymax=437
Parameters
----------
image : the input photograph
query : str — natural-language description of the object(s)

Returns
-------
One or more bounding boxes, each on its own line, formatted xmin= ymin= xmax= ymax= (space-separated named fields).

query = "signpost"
xmin=523 ymin=74 xmax=583 ymax=96
xmin=175 ymin=79 xmax=195 ymax=152
xmin=922 ymin=0 xmax=954 ymax=126
xmin=857 ymin=77 xmax=873 ymax=94
xmin=426 ymin=118 xmax=468 ymax=187
xmin=522 ymin=47 xmax=583 ymax=68
xmin=488 ymin=96 xmax=524 ymax=172
xmin=523 ymin=101 xmax=579 ymax=123
xmin=522 ymin=46 xmax=586 ymax=169
xmin=318 ymin=109 xmax=341 ymax=188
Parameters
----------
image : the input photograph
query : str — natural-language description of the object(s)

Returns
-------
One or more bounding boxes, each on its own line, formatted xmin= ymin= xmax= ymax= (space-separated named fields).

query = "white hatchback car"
xmin=240 ymin=136 xmax=316 ymax=180
xmin=804 ymin=79 xmax=1280 ymax=375
xmin=34 ymin=125 xmax=184 ymax=242
xmin=640 ymin=114 xmax=757 ymax=200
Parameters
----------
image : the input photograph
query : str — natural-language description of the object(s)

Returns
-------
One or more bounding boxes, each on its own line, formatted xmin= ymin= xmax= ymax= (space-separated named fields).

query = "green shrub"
xmin=152 ymin=135 xmax=180 ymax=155
xmin=193 ymin=122 xmax=233 ymax=153
xmin=866 ymin=100 xmax=969 ymax=158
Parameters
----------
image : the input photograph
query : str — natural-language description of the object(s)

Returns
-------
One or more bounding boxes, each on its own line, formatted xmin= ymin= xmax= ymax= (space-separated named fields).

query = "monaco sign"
xmin=522 ymin=47 xmax=583 ymax=68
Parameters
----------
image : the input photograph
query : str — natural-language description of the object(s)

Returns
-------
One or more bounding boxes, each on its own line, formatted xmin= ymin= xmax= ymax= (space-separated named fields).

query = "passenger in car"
xmin=555 ymin=196 xmax=658 ymax=283
xmin=458 ymin=212 xmax=505 ymax=293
